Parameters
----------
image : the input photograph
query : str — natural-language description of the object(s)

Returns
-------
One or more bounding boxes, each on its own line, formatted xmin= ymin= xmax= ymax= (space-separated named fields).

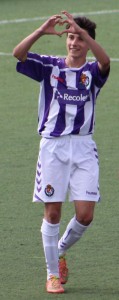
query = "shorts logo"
xmin=86 ymin=191 xmax=97 ymax=195
xmin=45 ymin=184 xmax=54 ymax=197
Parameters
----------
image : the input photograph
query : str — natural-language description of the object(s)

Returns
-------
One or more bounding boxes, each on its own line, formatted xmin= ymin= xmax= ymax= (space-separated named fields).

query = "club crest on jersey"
xmin=80 ymin=73 xmax=89 ymax=86
xmin=45 ymin=184 xmax=54 ymax=197
xmin=80 ymin=71 xmax=92 ymax=89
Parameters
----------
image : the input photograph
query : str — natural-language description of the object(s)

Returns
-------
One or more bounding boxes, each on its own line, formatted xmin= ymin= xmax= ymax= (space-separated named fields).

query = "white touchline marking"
xmin=0 ymin=9 xmax=119 ymax=25
xmin=0 ymin=52 xmax=12 ymax=56
xmin=88 ymin=57 xmax=119 ymax=62
xmin=0 ymin=52 xmax=119 ymax=62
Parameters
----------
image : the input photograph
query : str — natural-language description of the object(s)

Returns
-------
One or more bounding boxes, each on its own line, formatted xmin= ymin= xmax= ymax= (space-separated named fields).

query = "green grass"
xmin=0 ymin=0 xmax=119 ymax=299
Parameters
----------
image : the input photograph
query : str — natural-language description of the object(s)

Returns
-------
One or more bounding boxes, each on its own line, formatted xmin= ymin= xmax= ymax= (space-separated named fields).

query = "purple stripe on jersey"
xmin=90 ymin=61 xmax=110 ymax=88
xmin=88 ymin=85 xmax=95 ymax=133
xmin=72 ymin=105 xmax=85 ymax=134
xmin=38 ymin=69 xmax=54 ymax=133
xmin=17 ymin=52 xmax=44 ymax=82
xmin=50 ymin=104 xmax=66 ymax=137
xmin=49 ymin=73 xmax=67 ymax=136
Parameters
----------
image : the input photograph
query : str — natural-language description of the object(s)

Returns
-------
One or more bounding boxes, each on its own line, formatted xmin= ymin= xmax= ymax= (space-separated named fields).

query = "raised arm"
xmin=61 ymin=11 xmax=110 ymax=74
xmin=13 ymin=15 xmax=62 ymax=62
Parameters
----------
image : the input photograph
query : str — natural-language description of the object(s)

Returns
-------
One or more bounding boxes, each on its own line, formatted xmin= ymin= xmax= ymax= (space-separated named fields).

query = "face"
xmin=66 ymin=32 xmax=89 ymax=59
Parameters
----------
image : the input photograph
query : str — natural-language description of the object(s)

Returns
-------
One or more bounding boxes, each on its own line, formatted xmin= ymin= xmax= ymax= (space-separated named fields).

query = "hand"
xmin=59 ymin=11 xmax=85 ymax=36
xmin=39 ymin=14 xmax=63 ymax=36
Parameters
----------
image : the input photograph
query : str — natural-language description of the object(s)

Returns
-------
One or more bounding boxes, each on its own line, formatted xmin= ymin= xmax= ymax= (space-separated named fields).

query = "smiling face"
xmin=66 ymin=32 xmax=89 ymax=60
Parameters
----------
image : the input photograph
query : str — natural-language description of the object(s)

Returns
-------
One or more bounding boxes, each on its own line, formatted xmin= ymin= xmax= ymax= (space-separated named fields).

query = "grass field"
xmin=0 ymin=0 xmax=119 ymax=299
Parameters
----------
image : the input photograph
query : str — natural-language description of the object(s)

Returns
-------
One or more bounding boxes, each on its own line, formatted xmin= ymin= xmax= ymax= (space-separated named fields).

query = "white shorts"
xmin=33 ymin=135 xmax=100 ymax=203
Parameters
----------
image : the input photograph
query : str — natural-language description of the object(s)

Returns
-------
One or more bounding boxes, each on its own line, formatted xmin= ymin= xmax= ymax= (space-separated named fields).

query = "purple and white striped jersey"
xmin=17 ymin=52 xmax=109 ymax=138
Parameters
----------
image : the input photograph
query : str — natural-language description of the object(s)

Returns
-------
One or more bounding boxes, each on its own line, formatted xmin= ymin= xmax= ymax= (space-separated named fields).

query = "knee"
xmin=46 ymin=211 xmax=60 ymax=223
xmin=44 ymin=204 xmax=62 ymax=224
xmin=76 ymin=212 xmax=94 ymax=226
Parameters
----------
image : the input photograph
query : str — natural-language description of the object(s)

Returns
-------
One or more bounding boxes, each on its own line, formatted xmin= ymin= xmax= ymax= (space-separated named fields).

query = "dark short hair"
xmin=67 ymin=16 xmax=96 ymax=40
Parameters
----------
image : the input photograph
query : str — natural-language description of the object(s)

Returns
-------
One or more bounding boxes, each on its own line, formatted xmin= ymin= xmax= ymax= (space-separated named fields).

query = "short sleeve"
xmin=16 ymin=52 xmax=44 ymax=82
xmin=90 ymin=61 xmax=110 ymax=88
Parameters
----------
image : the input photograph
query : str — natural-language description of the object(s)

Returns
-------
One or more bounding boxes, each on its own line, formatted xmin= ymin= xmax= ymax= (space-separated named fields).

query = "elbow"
xmin=12 ymin=47 xmax=27 ymax=62
xmin=13 ymin=47 xmax=19 ymax=59
xmin=99 ymin=56 xmax=110 ymax=74
xmin=103 ymin=56 xmax=110 ymax=71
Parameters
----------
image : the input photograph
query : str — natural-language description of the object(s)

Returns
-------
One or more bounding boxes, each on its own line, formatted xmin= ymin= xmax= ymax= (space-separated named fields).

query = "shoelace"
xmin=50 ymin=276 xmax=60 ymax=288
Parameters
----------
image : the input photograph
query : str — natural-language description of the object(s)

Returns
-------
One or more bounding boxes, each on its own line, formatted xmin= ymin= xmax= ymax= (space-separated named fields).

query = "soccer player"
xmin=13 ymin=11 xmax=110 ymax=293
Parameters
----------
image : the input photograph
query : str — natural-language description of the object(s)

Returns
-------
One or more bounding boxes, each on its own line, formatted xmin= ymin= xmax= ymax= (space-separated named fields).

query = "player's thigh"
xmin=39 ymin=137 xmax=70 ymax=202
xmin=70 ymin=138 xmax=100 ymax=202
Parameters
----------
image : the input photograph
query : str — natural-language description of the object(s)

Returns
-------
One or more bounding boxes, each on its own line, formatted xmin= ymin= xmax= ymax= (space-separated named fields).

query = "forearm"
xmin=13 ymin=28 xmax=43 ymax=61
xmin=83 ymin=32 xmax=110 ymax=72
xmin=13 ymin=14 xmax=62 ymax=62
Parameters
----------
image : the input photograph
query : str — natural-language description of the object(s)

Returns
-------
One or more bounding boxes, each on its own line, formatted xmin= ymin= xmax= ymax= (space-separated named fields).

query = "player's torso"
xmin=38 ymin=61 xmax=96 ymax=137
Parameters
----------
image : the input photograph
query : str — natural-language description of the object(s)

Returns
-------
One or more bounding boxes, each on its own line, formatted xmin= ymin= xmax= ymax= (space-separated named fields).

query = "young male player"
xmin=13 ymin=11 xmax=110 ymax=293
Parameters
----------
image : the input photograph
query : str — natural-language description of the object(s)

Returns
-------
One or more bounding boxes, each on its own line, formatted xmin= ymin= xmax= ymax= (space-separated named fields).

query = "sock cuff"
xmin=41 ymin=218 xmax=60 ymax=236
xmin=69 ymin=216 xmax=90 ymax=234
